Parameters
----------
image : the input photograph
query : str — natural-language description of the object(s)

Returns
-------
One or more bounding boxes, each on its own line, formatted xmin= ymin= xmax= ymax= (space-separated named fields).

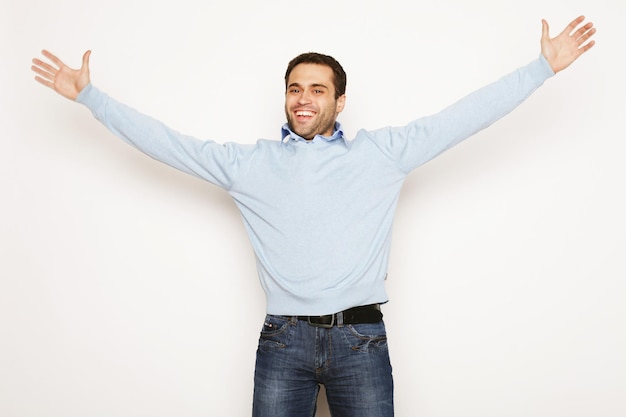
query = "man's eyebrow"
xmin=287 ymin=82 xmax=329 ymax=89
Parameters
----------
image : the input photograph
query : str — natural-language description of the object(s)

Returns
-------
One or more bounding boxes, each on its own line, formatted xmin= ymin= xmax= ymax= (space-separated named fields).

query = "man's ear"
xmin=336 ymin=94 xmax=347 ymax=113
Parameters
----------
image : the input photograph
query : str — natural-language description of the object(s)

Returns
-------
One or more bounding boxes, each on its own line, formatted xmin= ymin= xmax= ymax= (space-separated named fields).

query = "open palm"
xmin=541 ymin=16 xmax=596 ymax=73
xmin=32 ymin=50 xmax=91 ymax=100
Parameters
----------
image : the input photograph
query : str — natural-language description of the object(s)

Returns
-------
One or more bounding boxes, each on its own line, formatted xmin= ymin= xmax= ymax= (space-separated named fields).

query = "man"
xmin=32 ymin=15 xmax=595 ymax=417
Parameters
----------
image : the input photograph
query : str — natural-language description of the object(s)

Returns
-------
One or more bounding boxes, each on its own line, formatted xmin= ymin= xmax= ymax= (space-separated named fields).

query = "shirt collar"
xmin=281 ymin=122 xmax=346 ymax=145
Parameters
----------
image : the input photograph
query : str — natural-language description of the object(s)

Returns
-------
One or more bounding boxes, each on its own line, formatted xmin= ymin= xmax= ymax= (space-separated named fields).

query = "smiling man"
xmin=284 ymin=53 xmax=347 ymax=140
xmin=32 ymin=16 xmax=595 ymax=417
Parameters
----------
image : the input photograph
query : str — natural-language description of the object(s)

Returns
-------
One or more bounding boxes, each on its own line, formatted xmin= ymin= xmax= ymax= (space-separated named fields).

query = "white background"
xmin=2 ymin=0 xmax=624 ymax=416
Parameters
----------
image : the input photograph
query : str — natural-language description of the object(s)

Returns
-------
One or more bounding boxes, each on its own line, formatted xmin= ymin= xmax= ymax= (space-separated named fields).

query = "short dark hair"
xmin=284 ymin=52 xmax=347 ymax=99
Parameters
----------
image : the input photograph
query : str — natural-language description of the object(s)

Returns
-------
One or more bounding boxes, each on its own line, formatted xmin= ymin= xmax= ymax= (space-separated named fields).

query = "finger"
xmin=32 ymin=57 xmax=57 ymax=74
xmin=576 ymin=39 xmax=595 ymax=55
xmin=565 ymin=15 xmax=586 ymax=35
xmin=31 ymin=63 xmax=55 ymax=81
xmin=572 ymin=22 xmax=594 ymax=41
xmin=580 ymin=40 xmax=596 ymax=53
xmin=41 ymin=49 xmax=65 ymax=68
xmin=577 ymin=27 xmax=596 ymax=46
xmin=34 ymin=75 xmax=54 ymax=89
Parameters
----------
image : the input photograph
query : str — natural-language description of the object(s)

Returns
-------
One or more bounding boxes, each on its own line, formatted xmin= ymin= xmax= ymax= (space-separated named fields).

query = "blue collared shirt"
xmin=281 ymin=122 xmax=346 ymax=145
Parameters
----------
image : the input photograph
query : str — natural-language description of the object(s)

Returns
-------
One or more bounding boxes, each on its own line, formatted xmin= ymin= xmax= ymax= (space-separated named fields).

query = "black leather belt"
xmin=298 ymin=304 xmax=383 ymax=328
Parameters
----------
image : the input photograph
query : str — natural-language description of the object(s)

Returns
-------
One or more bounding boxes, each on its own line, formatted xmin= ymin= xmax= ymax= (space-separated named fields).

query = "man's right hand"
xmin=32 ymin=50 xmax=91 ymax=100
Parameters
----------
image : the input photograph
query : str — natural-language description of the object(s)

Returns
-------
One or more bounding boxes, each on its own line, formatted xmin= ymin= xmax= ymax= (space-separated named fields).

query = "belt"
xmin=297 ymin=304 xmax=383 ymax=328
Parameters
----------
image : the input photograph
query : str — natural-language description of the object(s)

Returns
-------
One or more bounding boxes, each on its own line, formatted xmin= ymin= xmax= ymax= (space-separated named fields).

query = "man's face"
xmin=285 ymin=63 xmax=346 ymax=140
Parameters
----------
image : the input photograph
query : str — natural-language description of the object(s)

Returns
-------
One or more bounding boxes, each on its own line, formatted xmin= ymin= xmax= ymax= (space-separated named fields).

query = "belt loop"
xmin=336 ymin=311 xmax=344 ymax=327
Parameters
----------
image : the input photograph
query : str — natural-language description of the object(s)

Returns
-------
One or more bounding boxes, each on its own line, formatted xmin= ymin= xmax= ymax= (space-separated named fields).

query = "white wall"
xmin=2 ymin=0 xmax=624 ymax=416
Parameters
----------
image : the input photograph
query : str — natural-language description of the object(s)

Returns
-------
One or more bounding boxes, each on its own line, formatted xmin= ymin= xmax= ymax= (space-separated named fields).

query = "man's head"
xmin=284 ymin=52 xmax=347 ymax=140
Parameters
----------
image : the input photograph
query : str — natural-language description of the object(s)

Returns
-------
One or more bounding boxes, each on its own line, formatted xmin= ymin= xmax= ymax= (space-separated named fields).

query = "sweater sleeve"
xmin=76 ymin=84 xmax=252 ymax=189
xmin=364 ymin=55 xmax=555 ymax=173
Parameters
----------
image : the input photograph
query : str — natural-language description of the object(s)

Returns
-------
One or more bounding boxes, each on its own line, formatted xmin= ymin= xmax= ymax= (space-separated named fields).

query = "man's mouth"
xmin=295 ymin=110 xmax=315 ymax=117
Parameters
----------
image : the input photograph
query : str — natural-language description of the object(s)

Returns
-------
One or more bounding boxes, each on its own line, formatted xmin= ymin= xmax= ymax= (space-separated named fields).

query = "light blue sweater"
xmin=77 ymin=56 xmax=554 ymax=315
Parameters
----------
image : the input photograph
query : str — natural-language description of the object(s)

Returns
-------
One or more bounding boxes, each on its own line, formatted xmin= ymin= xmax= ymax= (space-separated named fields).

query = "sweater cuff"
xmin=537 ymin=53 xmax=556 ymax=79
xmin=75 ymin=83 xmax=99 ymax=107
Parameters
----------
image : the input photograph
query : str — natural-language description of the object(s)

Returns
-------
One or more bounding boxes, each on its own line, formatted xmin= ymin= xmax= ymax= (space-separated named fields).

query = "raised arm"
xmin=541 ymin=15 xmax=596 ymax=73
xmin=32 ymin=50 xmax=91 ymax=100
xmin=370 ymin=15 xmax=597 ymax=173
xmin=30 ymin=49 xmax=251 ymax=190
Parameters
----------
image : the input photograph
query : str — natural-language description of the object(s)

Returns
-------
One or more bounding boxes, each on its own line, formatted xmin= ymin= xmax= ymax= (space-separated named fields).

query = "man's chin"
xmin=290 ymin=126 xmax=314 ymax=140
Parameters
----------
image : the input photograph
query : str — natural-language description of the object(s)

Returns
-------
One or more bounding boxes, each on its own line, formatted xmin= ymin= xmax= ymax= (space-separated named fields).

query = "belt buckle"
xmin=307 ymin=314 xmax=335 ymax=328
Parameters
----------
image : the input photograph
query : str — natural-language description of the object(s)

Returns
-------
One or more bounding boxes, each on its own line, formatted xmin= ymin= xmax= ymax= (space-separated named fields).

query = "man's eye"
xmin=314 ymin=90 xmax=323 ymax=94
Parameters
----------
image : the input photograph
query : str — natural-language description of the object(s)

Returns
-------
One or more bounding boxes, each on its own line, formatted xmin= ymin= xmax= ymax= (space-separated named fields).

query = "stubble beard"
xmin=285 ymin=108 xmax=337 ymax=141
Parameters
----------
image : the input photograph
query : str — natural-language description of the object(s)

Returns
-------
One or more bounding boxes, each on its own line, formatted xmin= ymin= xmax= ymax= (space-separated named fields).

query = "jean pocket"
xmin=343 ymin=322 xmax=388 ymax=352
xmin=258 ymin=315 xmax=293 ymax=350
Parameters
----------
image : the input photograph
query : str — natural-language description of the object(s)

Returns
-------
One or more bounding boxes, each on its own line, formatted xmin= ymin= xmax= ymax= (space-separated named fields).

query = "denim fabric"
xmin=252 ymin=315 xmax=394 ymax=417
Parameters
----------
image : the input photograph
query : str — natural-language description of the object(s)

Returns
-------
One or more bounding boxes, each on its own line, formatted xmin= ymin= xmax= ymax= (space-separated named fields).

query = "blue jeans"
xmin=252 ymin=315 xmax=394 ymax=417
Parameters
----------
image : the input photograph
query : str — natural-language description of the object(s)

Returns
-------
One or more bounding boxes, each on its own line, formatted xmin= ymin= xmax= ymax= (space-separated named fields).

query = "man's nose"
xmin=298 ymin=91 xmax=312 ymax=104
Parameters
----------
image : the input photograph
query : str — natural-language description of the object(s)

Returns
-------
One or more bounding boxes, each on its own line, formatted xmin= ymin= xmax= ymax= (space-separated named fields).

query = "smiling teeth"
xmin=296 ymin=111 xmax=314 ymax=116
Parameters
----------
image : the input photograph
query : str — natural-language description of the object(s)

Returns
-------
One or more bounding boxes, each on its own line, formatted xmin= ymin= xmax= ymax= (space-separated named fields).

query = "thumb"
xmin=541 ymin=19 xmax=550 ymax=40
xmin=81 ymin=50 xmax=91 ymax=71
